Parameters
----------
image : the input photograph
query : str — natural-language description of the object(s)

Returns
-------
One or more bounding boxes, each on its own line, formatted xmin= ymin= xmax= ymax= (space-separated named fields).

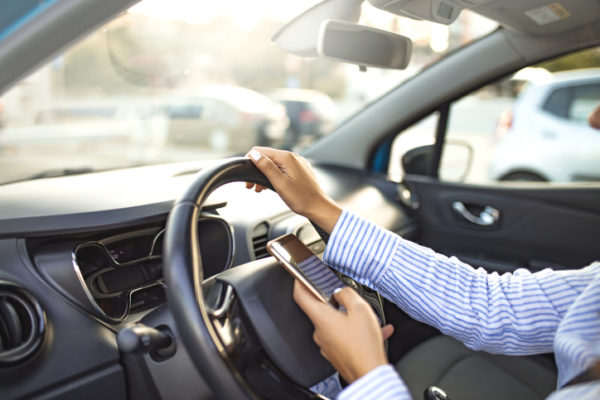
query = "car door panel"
xmin=404 ymin=175 xmax=600 ymax=272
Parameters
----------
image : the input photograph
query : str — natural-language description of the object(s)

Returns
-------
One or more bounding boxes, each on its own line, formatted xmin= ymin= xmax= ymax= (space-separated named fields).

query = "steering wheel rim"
xmin=163 ymin=157 xmax=273 ymax=399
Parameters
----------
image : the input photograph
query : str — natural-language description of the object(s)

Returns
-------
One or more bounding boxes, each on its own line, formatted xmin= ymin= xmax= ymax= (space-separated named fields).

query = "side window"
xmin=542 ymin=87 xmax=569 ymax=118
xmin=388 ymin=46 xmax=600 ymax=185
xmin=569 ymin=83 xmax=600 ymax=123
xmin=543 ymin=83 xmax=600 ymax=123
xmin=388 ymin=113 xmax=438 ymax=182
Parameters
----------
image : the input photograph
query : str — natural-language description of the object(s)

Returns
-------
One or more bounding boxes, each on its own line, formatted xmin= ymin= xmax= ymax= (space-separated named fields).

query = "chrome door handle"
xmin=452 ymin=201 xmax=499 ymax=226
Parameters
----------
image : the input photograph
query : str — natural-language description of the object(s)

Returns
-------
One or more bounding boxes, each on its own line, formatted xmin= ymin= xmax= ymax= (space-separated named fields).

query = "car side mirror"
xmin=402 ymin=141 xmax=473 ymax=182
xmin=440 ymin=141 xmax=473 ymax=182
xmin=402 ymin=145 xmax=434 ymax=176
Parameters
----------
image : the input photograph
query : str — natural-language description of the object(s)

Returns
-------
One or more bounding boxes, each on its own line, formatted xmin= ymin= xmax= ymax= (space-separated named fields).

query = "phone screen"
xmin=267 ymin=234 xmax=344 ymax=304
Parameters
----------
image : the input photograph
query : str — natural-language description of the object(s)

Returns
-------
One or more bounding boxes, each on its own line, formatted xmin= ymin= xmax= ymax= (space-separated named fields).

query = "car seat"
xmin=396 ymin=335 xmax=557 ymax=400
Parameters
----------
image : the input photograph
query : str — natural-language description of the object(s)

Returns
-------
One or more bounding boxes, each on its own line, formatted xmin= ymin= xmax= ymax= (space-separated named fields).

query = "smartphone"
xmin=267 ymin=233 xmax=344 ymax=306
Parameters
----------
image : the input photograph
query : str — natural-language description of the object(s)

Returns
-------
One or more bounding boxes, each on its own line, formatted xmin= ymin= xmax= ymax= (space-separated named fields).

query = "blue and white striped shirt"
xmin=322 ymin=210 xmax=600 ymax=400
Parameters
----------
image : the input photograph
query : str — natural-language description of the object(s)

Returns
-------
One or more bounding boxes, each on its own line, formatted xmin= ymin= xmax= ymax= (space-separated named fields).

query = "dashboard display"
xmin=106 ymin=235 xmax=157 ymax=263
xmin=73 ymin=216 xmax=232 ymax=322
xmin=97 ymin=260 xmax=160 ymax=293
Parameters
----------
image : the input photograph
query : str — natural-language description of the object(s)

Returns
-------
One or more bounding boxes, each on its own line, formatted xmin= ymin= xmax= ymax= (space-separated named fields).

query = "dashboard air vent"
xmin=0 ymin=281 xmax=46 ymax=365
xmin=251 ymin=222 xmax=269 ymax=259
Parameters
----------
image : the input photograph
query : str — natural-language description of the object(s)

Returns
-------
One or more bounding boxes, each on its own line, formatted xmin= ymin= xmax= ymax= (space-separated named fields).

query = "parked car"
xmin=1 ymin=1 xmax=599 ymax=400
xmin=490 ymin=68 xmax=600 ymax=181
xmin=165 ymin=85 xmax=289 ymax=152
xmin=268 ymin=88 xmax=338 ymax=148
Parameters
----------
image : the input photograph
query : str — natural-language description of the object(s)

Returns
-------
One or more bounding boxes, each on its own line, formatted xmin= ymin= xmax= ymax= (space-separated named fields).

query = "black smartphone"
xmin=266 ymin=233 xmax=344 ymax=306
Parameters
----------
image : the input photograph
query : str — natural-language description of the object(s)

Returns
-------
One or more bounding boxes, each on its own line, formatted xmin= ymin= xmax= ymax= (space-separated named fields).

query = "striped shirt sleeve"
xmin=547 ymin=382 xmax=600 ymax=400
xmin=337 ymin=365 xmax=411 ymax=400
xmin=323 ymin=210 xmax=600 ymax=355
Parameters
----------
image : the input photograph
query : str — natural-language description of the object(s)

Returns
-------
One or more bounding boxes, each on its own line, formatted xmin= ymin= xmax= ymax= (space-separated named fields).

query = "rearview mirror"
xmin=318 ymin=20 xmax=412 ymax=69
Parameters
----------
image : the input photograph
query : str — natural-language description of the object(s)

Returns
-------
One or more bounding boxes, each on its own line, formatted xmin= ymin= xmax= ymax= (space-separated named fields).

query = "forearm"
xmin=304 ymin=197 xmax=342 ymax=235
xmin=324 ymin=210 xmax=596 ymax=355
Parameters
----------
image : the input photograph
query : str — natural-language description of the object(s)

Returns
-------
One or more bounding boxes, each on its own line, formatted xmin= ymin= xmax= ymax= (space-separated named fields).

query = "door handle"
xmin=452 ymin=201 xmax=499 ymax=226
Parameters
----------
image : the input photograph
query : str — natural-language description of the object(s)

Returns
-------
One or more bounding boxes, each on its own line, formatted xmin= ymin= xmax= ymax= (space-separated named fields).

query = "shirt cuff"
xmin=337 ymin=364 xmax=412 ymax=400
xmin=323 ymin=210 xmax=399 ymax=289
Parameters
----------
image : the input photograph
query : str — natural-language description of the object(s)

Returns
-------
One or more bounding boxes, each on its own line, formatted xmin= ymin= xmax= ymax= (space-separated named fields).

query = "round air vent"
xmin=0 ymin=281 xmax=46 ymax=365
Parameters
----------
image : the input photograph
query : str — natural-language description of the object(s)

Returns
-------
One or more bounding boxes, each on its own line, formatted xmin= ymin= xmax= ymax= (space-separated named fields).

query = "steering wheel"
xmin=163 ymin=157 xmax=335 ymax=399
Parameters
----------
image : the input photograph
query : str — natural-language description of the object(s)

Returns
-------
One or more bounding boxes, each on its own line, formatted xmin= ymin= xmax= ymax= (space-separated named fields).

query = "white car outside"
xmin=489 ymin=68 xmax=600 ymax=182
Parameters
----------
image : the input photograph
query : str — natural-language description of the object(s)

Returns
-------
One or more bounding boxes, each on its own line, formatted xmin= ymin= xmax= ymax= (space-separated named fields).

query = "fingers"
xmin=293 ymin=280 xmax=336 ymax=325
xmin=245 ymin=148 xmax=288 ymax=192
xmin=250 ymin=146 xmax=293 ymax=162
xmin=246 ymin=147 xmax=289 ymax=190
xmin=244 ymin=182 xmax=266 ymax=192
xmin=381 ymin=324 xmax=394 ymax=341
xmin=293 ymin=280 xmax=323 ymax=315
xmin=248 ymin=147 xmax=305 ymax=180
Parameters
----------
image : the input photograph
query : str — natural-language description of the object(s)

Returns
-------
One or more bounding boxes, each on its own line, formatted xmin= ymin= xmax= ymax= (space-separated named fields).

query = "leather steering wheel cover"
xmin=179 ymin=158 xmax=273 ymax=205
xmin=164 ymin=158 xmax=273 ymax=400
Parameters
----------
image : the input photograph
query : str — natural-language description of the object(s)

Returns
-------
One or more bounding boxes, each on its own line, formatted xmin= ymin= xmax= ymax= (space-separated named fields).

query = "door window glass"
xmin=542 ymin=87 xmax=569 ymax=118
xmin=569 ymin=83 xmax=600 ymax=123
xmin=441 ymin=47 xmax=600 ymax=184
xmin=388 ymin=113 xmax=438 ymax=182
xmin=387 ymin=46 xmax=600 ymax=184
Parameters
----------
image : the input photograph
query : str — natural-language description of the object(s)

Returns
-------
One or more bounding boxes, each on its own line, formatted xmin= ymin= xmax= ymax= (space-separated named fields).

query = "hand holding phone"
xmin=266 ymin=233 xmax=344 ymax=306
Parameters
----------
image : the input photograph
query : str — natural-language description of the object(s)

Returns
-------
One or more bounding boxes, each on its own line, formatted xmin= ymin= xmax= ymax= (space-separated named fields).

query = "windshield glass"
xmin=0 ymin=0 xmax=497 ymax=184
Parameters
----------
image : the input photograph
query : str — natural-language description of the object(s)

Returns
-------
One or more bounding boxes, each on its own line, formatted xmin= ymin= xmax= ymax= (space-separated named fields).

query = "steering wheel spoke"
xmin=204 ymin=280 xmax=243 ymax=356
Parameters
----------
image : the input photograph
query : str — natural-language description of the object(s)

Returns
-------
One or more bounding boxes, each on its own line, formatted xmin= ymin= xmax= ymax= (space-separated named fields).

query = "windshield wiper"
xmin=27 ymin=167 xmax=96 ymax=180
xmin=2 ymin=162 xmax=152 ymax=186
xmin=2 ymin=167 xmax=96 ymax=185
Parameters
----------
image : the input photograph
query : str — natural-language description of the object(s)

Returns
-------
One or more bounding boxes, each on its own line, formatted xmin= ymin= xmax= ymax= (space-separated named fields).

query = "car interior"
xmin=1 ymin=0 xmax=599 ymax=399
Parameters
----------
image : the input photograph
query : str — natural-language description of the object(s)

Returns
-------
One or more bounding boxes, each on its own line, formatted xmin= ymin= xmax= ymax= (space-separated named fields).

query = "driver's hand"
xmin=245 ymin=147 xmax=342 ymax=234
xmin=293 ymin=280 xmax=394 ymax=384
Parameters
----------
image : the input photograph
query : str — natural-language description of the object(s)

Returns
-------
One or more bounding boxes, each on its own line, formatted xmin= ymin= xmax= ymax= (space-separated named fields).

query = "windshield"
xmin=0 ymin=0 xmax=497 ymax=184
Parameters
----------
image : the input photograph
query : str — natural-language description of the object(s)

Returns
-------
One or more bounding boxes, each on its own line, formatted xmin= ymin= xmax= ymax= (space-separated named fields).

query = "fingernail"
xmin=333 ymin=287 xmax=343 ymax=295
xmin=249 ymin=149 xmax=262 ymax=161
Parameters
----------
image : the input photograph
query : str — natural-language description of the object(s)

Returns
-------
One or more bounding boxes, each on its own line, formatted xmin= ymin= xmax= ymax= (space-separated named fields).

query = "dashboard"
xmin=0 ymin=160 xmax=412 ymax=400
xmin=34 ymin=215 xmax=233 ymax=324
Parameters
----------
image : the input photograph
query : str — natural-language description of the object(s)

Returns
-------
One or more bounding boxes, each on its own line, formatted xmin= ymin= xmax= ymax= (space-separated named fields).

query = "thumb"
xmin=293 ymin=280 xmax=336 ymax=325
xmin=332 ymin=287 xmax=363 ymax=311
xmin=247 ymin=148 xmax=285 ymax=190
